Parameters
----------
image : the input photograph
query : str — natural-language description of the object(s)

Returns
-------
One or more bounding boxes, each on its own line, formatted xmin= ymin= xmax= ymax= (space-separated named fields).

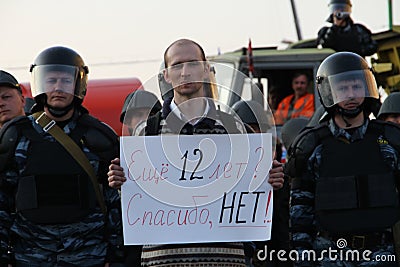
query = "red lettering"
xmin=127 ymin=196 xmax=211 ymax=228
xmin=224 ymin=162 xmax=232 ymax=178
xmin=209 ymin=163 xmax=221 ymax=180
xmin=167 ymin=210 xmax=175 ymax=226
xmin=154 ymin=210 xmax=165 ymax=225
xmin=127 ymin=193 xmax=142 ymax=225
xmin=143 ymin=211 xmax=153 ymax=225
xmin=235 ymin=162 xmax=248 ymax=179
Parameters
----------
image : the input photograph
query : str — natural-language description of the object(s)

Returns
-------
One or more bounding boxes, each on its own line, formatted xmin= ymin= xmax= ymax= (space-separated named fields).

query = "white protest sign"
xmin=120 ymin=133 xmax=273 ymax=245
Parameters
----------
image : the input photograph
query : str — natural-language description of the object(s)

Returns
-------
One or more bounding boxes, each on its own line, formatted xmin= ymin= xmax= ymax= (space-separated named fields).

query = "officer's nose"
xmin=53 ymin=79 xmax=64 ymax=92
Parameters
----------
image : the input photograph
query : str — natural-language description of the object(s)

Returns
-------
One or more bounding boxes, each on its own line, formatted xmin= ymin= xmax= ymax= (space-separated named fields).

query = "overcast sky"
xmin=1 ymin=0 xmax=398 ymax=84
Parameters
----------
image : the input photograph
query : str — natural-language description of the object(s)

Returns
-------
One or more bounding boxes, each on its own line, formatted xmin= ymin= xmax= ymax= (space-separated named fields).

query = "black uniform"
xmin=317 ymin=17 xmax=377 ymax=57
xmin=0 ymin=109 xmax=123 ymax=266
xmin=286 ymin=119 xmax=400 ymax=266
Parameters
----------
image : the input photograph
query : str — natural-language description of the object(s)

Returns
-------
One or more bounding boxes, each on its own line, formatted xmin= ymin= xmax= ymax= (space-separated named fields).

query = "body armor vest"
xmin=315 ymin=126 xmax=400 ymax=234
xmin=330 ymin=26 xmax=362 ymax=53
xmin=15 ymin=125 xmax=97 ymax=224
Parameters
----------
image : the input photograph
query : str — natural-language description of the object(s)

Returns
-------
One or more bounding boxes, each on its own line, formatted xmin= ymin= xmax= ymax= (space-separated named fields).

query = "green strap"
xmin=32 ymin=112 xmax=107 ymax=216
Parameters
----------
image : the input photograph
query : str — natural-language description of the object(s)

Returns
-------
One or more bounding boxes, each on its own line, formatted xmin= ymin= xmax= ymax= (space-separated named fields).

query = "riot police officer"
xmin=0 ymin=70 xmax=25 ymax=128
xmin=377 ymin=92 xmax=400 ymax=124
xmin=287 ymin=52 xmax=400 ymax=266
xmin=0 ymin=46 xmax=123 ymax=266
xmin=120 ymin=90 xmax=162 ymax=136
xmin=317 ymin=0 xmax=377 ymax=58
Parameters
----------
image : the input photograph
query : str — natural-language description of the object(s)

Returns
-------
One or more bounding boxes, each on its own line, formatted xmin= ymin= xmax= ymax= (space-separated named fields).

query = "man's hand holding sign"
xmin=120 ymin=133 xmax=273 ymax=245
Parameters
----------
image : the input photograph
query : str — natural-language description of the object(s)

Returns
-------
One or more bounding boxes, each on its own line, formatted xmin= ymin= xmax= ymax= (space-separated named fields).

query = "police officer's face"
xmin=0 ymin=87 xmax=25 ymax=127
xmin=44 ymin=71 xmax=75 ymax=108
xmin=384 ymin=114 xmax=400 ymax=125
xmin=124 ymin=107 xmax=152 ymax=134
xmin=164 ymin=43 xmax=208 ymax=99
xmin=334 ymin=79 xmax=365 ymax=110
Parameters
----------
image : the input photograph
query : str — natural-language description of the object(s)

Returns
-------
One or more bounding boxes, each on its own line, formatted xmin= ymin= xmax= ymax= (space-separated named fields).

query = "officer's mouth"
xmin=344 ymin=102 xmax=361 ymax=109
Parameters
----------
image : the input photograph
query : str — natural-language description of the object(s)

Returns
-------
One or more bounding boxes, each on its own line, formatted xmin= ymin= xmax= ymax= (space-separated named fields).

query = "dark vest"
xmin=15 ymin=122 xmax=97 ymax=224
xmin=315 ymin=125 xmax=400 ymax=234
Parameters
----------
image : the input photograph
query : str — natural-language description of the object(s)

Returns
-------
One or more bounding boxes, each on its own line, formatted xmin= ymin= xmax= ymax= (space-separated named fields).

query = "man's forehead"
xmin=337 ymin=79 xmax=363 ymax=85
xmin=44 ymin=71 xmax=74 ymax=77
xmin=0 ymin=86 xmax=18 ymax=94
xmin=167 ymin=43 xmax=203 ymax=65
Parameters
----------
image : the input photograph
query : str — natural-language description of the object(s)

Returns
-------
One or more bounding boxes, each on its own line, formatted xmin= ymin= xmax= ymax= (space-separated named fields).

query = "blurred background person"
xmin=0 ymin=70 xmax=25 ymax=128
xmin=120 ymin=90 xmax=162 ymax=136
xmin=119 ymin=89 xmax=161 ymax=266
xmin=274 ymin=72 xmax=314 ymax=125
xmin=377 ymin=92 xmax=400 ymax=125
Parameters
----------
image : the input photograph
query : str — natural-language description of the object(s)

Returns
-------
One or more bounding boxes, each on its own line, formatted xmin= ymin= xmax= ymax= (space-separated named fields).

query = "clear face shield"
xmin=31 ymin=65 xmax=79 ymax=98
xmin=329 ymin=3 xmax=351 ymax=19
xmin=318 ymin=69 xmax=378 ymax=108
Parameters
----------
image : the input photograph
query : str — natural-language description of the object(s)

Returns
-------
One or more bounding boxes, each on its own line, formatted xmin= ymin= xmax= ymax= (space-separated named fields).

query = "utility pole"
xmin=388 ymin=0 xmax=393 ymax=30
xmin=290 ymin=0 xmax=302 ymax=41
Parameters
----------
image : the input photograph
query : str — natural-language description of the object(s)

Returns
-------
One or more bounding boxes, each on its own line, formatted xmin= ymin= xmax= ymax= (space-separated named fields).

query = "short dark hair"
xmin=163 ymin=39 xmax=206 ymax=68
xmin=292 ymin=71 xmax=310 ymax=83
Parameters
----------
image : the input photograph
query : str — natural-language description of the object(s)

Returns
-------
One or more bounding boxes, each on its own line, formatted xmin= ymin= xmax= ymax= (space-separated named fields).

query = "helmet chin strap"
xmin=336 ymin=103 xmax=364 ymax=128
xmin=45 ymin=101 xmax=75 ymax=118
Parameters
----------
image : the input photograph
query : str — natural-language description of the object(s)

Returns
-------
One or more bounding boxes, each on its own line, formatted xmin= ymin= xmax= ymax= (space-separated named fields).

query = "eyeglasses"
xmin=334 ymin=12 xmax=350 ymax=20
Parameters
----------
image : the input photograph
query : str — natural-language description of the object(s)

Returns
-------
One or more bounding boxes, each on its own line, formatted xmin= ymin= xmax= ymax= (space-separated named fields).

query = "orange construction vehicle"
xmin=20 ymin=77 xmax=143 ymax=136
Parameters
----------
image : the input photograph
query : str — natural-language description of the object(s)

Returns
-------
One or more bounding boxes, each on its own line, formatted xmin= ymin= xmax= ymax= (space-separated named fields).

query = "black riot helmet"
xmin=316 ymin=52 xmax=379 ymax=117
xmin=120 ymin=90 xmax=162 ymax=123
xmin=281 ymin=117 xmax=309 ymax=149
xmin=326 ymin=0 xmax=352 ymax=22
xmin=30 ymin=46 xmax=89 ymax=108
xmin=377 ymin=92 xmax=400 ymax=120
xmin=328 ymin=0 xmax=352 ymax=14
xmin=231 ymin=100 xmax=272 ymax=133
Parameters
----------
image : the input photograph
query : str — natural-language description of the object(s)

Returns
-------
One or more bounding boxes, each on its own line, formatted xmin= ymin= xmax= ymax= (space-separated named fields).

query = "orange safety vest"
xmin=274 ymin=93 xmax=314 ymax=125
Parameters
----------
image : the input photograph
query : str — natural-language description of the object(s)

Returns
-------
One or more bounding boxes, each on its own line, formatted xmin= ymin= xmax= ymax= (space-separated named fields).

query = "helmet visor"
xmin=31 ymin=65 xmax=79 ymax=98
xmin=329 ymin=3 xmax=351 ymax=14
xmin=319 ymin=69 xmax=378 ymax=108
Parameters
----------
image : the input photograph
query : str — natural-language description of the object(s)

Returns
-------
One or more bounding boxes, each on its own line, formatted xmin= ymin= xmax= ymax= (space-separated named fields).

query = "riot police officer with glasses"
xmin=0 ymin=46 xmax=123 ymax=266
xmin=286 ymin=52 xmax=400 ymax=266
xmin=317 ymin=0 xmax=377 ymax=58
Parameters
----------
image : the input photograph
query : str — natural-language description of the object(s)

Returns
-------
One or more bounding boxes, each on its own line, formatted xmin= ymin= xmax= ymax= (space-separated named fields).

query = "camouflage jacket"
xmin=0 ymin=113 xmax=123 ymax=266
xmin=288 ymin=119 xmax=400 ymax=266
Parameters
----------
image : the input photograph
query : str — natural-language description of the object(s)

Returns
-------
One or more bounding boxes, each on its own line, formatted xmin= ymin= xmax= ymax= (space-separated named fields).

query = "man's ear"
xmin=163 ymin=69 xmax=171 ymax=84
xmin=203 ymin=62 xmax=210 ymax=78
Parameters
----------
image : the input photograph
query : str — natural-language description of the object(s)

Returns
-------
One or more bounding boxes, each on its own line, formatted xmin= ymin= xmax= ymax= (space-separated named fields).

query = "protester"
xmin=108 ymin=39 xmax=285 ymax=266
